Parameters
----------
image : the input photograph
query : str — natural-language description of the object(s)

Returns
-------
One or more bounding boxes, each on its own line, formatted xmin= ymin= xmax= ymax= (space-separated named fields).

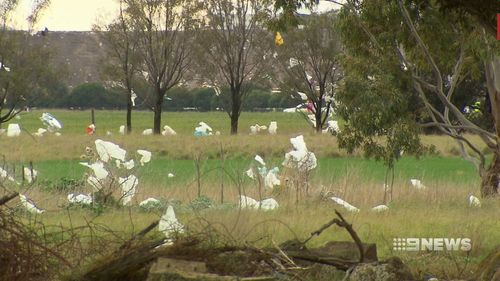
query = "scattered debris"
xmin=95 ymin=139 xmax=127 ymax=162
xmin=264 ymin=167 xmax=280 ymax=189
xmin=137 ymin=149 xmax=152 ymax=165
xmin=140 ymin=198 xmax=161 ymax=208
xmin=410 ymin=179 xmax=426 ymax=190
xmin=246 ymin=155 xmax=280 ymax=189
xmin=19 ymin=194 xmax=44 ymax=214
xmin=23 ymin=167 xmax=38 ymax=183
xmin=86 ymin=124 xmax=95 ymax=135
xmin=283 ymin=135 xmax=317 ymax=172
xmin=131 ymin=89 xmax=137 ymax=106
xmin=194 ymin=122 xmax=213 ymax=136
xmin=239 ymin=195 xmax=279 ymax=211
xmin=67 ymin=193 xmax=93 ymax=205
xmin=80 ymin=161 xmax=109 ymax=180
xmin=245 ymin=168 xmax=255 ymax=179
xmin=323 ymin=120 xmax=340 ymax=135
xmin=254 ymin=155 xmax=266 ymax=166
xmin=33 ymin=128 xmax=47 ymax=137
xmin=158 ymin=205 xmax=184 ymax=243
xmin=119 ymin=125 xmax=125 ymax=135
xmin=260 ymin=198 xmax=279 ymax=210
xmin=468 ymin=194 xmax=481 ymax=207
xmin=162 ymin=125 xmax=177 ymax=136
xmin=249 ymin=124 xmax=267 ymax=135
xmin=119 ymin=175 xmax=138 ymax=205
xmin=116 ymin=159 xmax=135 ymax=170
xmin=330 ymin=197 xmax=360 ymax=213
xmin=40 ymin=112 xmax=63 ymax=132
xmin=142 ymin=129 xmax=153 ymax=135
xmin=268 ymin=121 xmax=277 ymax=134
xmin=371 ymin=205 xmax=389 ymax=212
xmin=6 ymin=123 xmax=21 ymax=137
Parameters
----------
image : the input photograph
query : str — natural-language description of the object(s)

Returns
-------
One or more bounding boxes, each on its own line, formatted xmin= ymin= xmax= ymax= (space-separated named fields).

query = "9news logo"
xmin=393 ymin=238 xmax=471 ymax=252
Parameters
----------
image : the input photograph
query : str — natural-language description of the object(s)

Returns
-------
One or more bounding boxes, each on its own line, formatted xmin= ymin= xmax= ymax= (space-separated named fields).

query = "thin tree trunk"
xmin=230 ymin=89 xmax=240 ymax=135
xmin=481 ymin=56 xmax=500 ymax=197
xmin=153 ymin=92 xmax=163 ymax=135
xmin=315 ymin=106 xmax=322 ymax=133
xmin=315 ymin=89 xmax=325 ymax=133
xmin=126 ymin=91 xmax=132 ymax=134
xmin=126 ymin=106 xmax=132 ymax=134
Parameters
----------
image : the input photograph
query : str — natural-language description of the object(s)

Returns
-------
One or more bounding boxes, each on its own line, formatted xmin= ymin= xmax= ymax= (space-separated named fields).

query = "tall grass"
xmin=23 ymin=167 xmax=499 ymax=280
xmin=1 ymin=109 xmax=498 ymax=280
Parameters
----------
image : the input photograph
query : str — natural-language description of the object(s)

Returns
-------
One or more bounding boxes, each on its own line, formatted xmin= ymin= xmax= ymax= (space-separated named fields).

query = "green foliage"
xmin=243 ymin=90 xmax=270 ymax=110
xmin=335 ymin=0 xmax=486 ymax=167
xmin=268 ymin=0 xmax=316 ymax=31
xmin=163 ymin=87 xmax=298 ymax=112
xmin=0 ymin=1 xmax=53 ymax=125
xmin=38 ymin=177 xmax=85 ymax=193
xmin=164 ymin=87 xmax=194 ymax=110
xmin=63 ymin=83 xmax=126 ymax=109
xmin=32 ymin=79 xmax=70 ymax=108
xmin=186 ymin=195 xmax=215 ymax=211
xmin=193 ymin=88 xmax=215 ymax=112
xmin=0 ymin=30 xmax=52 ymax=121
xmin=66 ymin=201 xmax=106 ymax=215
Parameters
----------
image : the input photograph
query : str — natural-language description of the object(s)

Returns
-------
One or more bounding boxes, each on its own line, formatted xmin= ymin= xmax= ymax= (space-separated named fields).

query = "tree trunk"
xmin=126 ymin=106 xmax=132 ymax=134
xmin=481 ymin=153 xmax=500 ymax=197
xmin=230 ymin=89 xmax=241 ymax=135
xmin=230 ymin=113 xmax=239 ymax=135
xmin=315 ymin=89 xmax=325 ymax=133
xmin=153 ymin=93 xmax=163 ymax=135
xmin=126 ymin=91 xmax=132 ymax=134
xmin=315 ymin=110 xmax=322 ymax=133
xmin=482 ymin=56 xmax=500 ymax=197
xmin=315 ymin=99 xmax=323 ymax=133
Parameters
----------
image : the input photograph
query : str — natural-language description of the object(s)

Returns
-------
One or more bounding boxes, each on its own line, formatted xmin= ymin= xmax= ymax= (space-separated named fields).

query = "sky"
xmin=13 ymin=0 xmax=341 ymax=31
xmin=13 ymin=0 xmax=119 ymax=31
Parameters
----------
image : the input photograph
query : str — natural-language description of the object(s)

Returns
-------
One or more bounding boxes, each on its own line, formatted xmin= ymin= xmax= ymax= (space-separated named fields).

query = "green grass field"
xmin=14 ymin=109 xmax=310 ymax=135
xmin=1 ymin=109 xmax=499 ymax=280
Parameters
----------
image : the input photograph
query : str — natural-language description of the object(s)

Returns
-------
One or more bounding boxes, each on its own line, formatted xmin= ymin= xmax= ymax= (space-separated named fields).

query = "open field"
xmin=1 ymin=109 xmax=499 ymax=280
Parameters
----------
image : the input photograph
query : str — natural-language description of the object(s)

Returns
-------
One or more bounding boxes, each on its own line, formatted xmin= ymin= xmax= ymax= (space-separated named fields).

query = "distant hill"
xmin=43 ymin=31 xmax=107 ymax=88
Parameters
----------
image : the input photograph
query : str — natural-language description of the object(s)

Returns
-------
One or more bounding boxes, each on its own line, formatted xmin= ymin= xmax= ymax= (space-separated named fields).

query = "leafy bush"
xmin=38 ymin=177 xmax=85 ymax=193
xmin=186 ymin=196 xmax=214 ymax=211
xmin=62 ymin=82 xmax=126 ymax=109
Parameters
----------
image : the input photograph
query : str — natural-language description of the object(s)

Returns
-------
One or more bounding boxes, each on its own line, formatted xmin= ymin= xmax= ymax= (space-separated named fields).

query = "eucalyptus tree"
xmin=338 ymin=0 xmax=500 ymax=197
xmin=273 ymin=0 xmax=500 ymax=197
xmin=0 ymin=0 xmax=51 ymax=125
xmin=274 ymin=13 xmax=342 ymax=133
xmin=124 ymin=0 xmax=200 ymax=134
xmin=197 ymin=0 xmax=273 ymax=134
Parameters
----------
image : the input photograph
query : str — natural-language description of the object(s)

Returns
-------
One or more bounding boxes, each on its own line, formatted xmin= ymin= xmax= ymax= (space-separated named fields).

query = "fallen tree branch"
xmin=301 ymin=209 xmax=364 ymax=263
xmin=0 ymin=192 xmax=18 ymax=206
xmin=333 ymin=210 xmax=365 ymax=263
xmin=118 ymin=220 xmax=159 ymax=251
